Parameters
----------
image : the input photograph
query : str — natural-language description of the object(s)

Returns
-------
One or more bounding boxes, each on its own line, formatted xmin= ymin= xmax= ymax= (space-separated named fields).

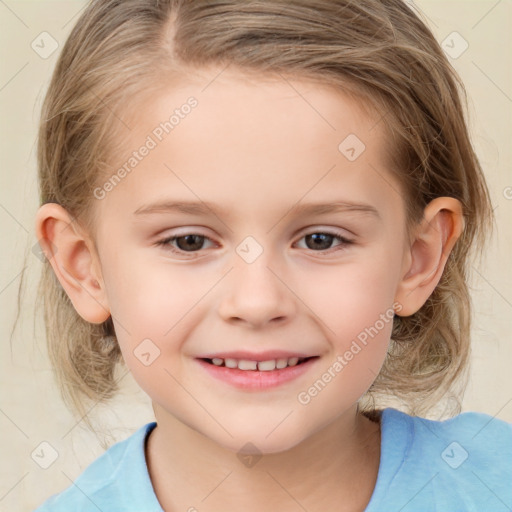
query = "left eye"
xmin=295 ymin=232 xmax=353 ymax=252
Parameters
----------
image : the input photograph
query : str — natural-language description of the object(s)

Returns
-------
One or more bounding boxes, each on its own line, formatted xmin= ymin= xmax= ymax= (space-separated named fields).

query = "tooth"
xmin=215 ymin=357 xmax=303 ymax=370
xmin=276 ymin=358 xmax=288 ymax=369
xmin=258 ymin=360 xmax=277 ymax=371
xmin=238 ymin=359 xmax=258 ymax=370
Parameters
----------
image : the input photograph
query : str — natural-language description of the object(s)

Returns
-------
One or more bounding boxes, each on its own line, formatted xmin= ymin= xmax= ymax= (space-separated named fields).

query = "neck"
xmin=146 ymin=405 xmax=381 ymax=512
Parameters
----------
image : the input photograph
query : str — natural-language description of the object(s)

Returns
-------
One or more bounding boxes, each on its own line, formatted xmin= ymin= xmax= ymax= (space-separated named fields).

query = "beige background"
xmin=0 ymin=1 xmax=511 ymax=510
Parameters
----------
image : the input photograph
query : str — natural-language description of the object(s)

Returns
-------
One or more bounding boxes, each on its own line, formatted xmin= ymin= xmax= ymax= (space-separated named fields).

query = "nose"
xmin=217 ymin=254 xmax=296 ymax=329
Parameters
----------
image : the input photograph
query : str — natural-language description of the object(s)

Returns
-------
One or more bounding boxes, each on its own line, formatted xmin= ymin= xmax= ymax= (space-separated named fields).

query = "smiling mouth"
xmin=200 ymin=356 xmax=318 ymax=371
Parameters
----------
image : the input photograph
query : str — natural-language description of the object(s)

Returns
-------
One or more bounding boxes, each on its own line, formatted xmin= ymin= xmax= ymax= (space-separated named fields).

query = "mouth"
xmin=196 ymin=355 xmax=320 ymax=390
xmin=198 ymin=356 xmax=319 ymax=371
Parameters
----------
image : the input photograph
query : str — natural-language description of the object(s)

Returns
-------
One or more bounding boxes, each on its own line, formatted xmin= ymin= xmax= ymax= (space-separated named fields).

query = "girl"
xmin=32 ymin=0 xmax=511 ymax=510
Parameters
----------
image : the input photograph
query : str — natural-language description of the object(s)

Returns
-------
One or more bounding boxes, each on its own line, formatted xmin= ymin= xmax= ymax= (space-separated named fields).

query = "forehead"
xmin=121 ymin=67 xmax=387 ymax=157
xmin=97 ymin=68 xmax=402 ymax=224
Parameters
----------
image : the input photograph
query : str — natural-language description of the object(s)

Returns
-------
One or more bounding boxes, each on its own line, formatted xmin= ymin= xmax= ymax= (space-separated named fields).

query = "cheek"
xmin=295 ymin=251 xmax=400 ymax=381
xmin=103 ymin=250 xmax=207 ymax=331
xmin=101 ymin=252 xmax=211 ymax=385
xmin=296 ymin=266 xmax=397 ymax=412
xmin=303 ymin=254 xmax=400 ymax=330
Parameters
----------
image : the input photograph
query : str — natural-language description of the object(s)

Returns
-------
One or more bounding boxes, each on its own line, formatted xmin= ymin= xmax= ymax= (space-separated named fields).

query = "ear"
xmin=394 ymin=197 xmax=464 ymax=317
xmin=35 ymin=203 xmax=111 ymax=324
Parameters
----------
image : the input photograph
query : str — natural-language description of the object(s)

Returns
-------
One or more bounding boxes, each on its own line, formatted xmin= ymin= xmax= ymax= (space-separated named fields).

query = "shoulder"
xmin=398 ymin=408 xmax=512 ymax=469
xmin=368 ymin=408 xmax=512 ymax=512
xmin=33 ymin=422 xmax=160 ymax=512
xmin=391 ymin=406 xmax=512 ymax=446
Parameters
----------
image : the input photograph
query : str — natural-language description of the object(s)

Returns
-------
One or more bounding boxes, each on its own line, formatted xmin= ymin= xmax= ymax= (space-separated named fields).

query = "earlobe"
xmin=35 ymin=203 xmax=111 ymax=324
xmin=394 ymin=197 xmax=464 ymax=317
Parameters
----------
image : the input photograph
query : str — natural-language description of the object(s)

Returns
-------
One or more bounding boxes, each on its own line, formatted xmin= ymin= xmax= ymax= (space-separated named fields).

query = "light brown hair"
xmin=30 ymin=0 xmax=493 ymax=421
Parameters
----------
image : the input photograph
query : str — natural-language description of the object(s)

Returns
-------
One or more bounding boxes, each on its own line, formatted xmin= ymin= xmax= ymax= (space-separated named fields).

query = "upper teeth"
xmin=210 ymin=357 xmax=302 ymax=371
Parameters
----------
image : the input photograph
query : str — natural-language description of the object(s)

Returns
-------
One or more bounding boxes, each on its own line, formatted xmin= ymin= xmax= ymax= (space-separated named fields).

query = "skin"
xmin=36 ymin=67 xmax=463 ymax=511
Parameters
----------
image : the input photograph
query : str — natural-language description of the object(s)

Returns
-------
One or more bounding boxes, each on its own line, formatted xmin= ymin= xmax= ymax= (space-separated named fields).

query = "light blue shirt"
xmin=34 ymin=408 xmax=512 ymax=511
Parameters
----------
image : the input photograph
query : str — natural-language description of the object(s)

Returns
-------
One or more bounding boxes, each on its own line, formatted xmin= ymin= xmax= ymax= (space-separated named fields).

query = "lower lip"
xmin=196 ymin=358 xmax=319 ymax=390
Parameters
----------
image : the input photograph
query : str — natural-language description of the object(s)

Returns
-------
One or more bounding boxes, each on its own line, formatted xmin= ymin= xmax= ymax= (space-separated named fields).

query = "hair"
xmin=32 ymin=0 xmax=493 ymax=421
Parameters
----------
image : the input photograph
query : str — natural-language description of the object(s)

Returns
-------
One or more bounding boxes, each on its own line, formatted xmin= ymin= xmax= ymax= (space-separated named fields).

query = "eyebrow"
xmin=133 ymin=199 xmax=381 ymax=220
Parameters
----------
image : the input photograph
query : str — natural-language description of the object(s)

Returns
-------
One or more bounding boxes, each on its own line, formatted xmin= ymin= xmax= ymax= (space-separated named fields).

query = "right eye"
xmin=156 ymin=233 xmax=217 ymax=256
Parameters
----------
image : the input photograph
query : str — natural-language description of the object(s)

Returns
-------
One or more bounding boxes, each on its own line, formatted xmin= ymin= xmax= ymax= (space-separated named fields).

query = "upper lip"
xmin=196 ymin=350 xmax=318 ymax=362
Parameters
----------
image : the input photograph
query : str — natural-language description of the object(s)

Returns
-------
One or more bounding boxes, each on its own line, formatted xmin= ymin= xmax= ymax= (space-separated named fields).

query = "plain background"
xmin=1 ymin=1 xmax=511 ymax=510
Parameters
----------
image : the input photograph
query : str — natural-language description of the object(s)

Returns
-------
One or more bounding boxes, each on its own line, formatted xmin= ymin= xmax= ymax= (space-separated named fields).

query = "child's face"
xmin=92 ymin=69 xmax=409 ymax=452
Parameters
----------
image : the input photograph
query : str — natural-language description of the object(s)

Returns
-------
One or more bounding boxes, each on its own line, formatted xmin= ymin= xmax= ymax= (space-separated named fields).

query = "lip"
xmin=196 ymin=356 xmax=320 ymax=391
xmin=196 ymin=350 xmax=317 ymax=362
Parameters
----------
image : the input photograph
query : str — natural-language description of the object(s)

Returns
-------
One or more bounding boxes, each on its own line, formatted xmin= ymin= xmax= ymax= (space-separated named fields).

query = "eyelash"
xmin=155 ymin=230 xmax=354 ymax=258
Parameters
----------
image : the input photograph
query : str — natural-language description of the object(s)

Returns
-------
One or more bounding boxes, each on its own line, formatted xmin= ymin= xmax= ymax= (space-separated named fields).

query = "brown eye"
xmin=173 ymin=234 xmax=206 ymax=252
xmin=156 ymin=233 xmax=215 ymax=256
xmin=304 ymin=233 xmax=336 ymax=250
xmin=295 ymin=231 xmax=354 ymax=253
